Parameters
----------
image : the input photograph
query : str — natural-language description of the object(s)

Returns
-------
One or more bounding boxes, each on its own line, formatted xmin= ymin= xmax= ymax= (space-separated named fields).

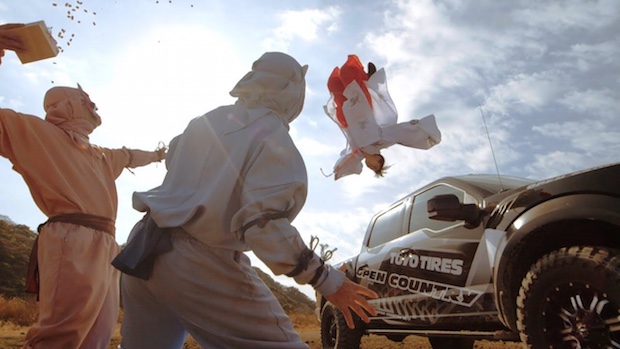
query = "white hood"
xmin=229 ymin=52 xmax=308 ymax=128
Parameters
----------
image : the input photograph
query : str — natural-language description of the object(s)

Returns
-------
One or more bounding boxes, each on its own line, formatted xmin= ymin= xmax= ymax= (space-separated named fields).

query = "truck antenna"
xmin=478 ymin=104 xmax=505 ymax=191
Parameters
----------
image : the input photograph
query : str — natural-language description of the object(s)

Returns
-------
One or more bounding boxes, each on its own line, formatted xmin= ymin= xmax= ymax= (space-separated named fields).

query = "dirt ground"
xmin=0 ymin=324 xmax=525 ymax=348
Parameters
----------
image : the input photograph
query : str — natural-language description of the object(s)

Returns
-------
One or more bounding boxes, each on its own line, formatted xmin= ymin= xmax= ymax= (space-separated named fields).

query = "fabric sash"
xmin=25 ymin=213 xmax=116 ymax=297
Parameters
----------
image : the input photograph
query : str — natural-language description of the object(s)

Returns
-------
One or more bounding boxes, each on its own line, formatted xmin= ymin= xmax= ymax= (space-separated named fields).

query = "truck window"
xmin=366 ymin=201 xmax=406 ymax=249
xmin=409 ymin=185 xmax=466 ymax=233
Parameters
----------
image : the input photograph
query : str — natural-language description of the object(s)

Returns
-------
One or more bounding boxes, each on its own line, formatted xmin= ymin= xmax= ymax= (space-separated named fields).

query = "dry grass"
xmin=0 ymin=295 xmax=524 ymax=348
xmin=0 ymin=322 xmax=525 ymax=349
xmin=289 ymin=312 xmax=319 ymax=328
xmin=0 ymin=296 xmax=37 ymax=327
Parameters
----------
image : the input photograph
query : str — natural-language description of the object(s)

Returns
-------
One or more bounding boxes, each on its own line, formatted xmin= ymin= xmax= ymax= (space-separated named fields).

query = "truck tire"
xmin=517 ymin=246 xmax=620 ymax=349
xmin=320 ymin=302 xmax=363 ymax=349
xmin=428 ymin=336 xmax=475 ymax=349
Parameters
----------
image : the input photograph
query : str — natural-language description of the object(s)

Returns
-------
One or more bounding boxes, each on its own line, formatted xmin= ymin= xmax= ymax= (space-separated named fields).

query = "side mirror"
xmin=427 ymin=194 xmax=481 ymax=227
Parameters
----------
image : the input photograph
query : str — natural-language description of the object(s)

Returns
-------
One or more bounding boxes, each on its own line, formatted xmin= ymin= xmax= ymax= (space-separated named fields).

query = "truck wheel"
xmin=517 ymin=246 xmax=620 ymax=348
xmin=428 ymin=336 xmax=474 ymax=349
xmin=320 ymin=302 xmax=363 ymax=349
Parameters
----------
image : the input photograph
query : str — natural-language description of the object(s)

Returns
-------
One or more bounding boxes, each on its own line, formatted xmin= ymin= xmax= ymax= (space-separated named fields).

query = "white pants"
xmin=120 ymin=228 xmax=308 ymax=349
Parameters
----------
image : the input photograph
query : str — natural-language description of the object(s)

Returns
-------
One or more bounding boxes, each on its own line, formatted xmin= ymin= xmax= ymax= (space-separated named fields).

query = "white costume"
xmin=325 ymin=59 xmax=442 ymax=179
xmin=119 ymin=52 xmax=344 ymax=349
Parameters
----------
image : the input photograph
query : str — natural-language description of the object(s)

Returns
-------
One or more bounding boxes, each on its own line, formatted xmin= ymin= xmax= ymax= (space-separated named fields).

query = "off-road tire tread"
xmin=320 ymin=303 xmax=363 ymax=349
xmin=516 ymin=245 xmax=620 ymax=347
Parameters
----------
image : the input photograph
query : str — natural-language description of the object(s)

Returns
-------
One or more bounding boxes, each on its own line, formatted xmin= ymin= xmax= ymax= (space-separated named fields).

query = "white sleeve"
xmin=382 ymin=114 xmax=442 ymax=150
xmin=232 ymin=126 xmax=331 ymax=287
xmin=366 ymin=68 xmax=398 ymax=127
xmin=333 ymin=149 xmax=363 ymax=180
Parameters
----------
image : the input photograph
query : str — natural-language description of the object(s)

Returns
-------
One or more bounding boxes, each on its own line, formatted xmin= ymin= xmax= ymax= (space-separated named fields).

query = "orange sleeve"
xmin=327 ymin=67 xmax=347 ymax=127
xmin=339 ymin=55 xmax=373 ymax=108
xmin=0 ymin=108 xmax=40 ymax=160
xmin=326 ymin=55 xmax=374 ymax=129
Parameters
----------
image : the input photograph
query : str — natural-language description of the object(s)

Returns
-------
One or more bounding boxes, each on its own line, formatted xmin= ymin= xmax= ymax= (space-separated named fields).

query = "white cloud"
xmin=295 ymin=136 xmax=339 ymax=157
xmin=263 ymin=6 xmax=342 ymax=51
xmin=559 ymin=89 xmax=620 ymax=120
xmin=91 ymin=25 xmax=243 ymax=148
xmin=532 ymin=120 xmax=620 ymax=157
xmin=553 ymin=41 xmax=620 ymax=72
xmin=295 ymin=208 xmax=372 ymax=259
xmin=524 ymin=151 xmax=590 ymax=179
xmin=513 ymin=0 xmax=619 ymax=34
xmin=485 ymin=71 xmax=570 ymax=115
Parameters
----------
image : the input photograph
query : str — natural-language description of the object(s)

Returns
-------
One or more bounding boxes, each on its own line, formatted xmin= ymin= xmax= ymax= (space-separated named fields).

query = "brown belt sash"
xmin=25 ymin=213 xmax=115 ymax=297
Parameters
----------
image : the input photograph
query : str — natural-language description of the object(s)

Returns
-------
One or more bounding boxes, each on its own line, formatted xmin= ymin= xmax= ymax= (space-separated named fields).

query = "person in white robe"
xmin=324 ymin=55 xmax=442 ymax=180
xmin=117 ymin=52 xmax=377 ymax=349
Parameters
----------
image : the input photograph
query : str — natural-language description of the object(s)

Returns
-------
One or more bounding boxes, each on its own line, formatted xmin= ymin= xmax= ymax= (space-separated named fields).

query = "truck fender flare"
xmin=493 ymin=194 xmax=620 ymax=329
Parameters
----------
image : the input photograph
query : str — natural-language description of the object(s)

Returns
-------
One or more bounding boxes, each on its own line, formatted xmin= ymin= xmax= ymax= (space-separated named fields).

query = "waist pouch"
xmin=111 ymin=213 xmax=172 ymax=280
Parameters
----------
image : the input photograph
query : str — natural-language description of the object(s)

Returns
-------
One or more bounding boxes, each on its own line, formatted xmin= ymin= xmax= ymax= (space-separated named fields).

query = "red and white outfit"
xmin=0 ymin=86 xmax=164 ymax=349
xmin=325 ymin=55 xmax=442 ymax=179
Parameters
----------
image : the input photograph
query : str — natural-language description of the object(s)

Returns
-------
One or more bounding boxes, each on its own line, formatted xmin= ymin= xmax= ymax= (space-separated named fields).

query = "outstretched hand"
xmin=156 ymin=147 xmax=167 ymax=162
xmin=155 ymin=141 xmax=167 ymax=162
xmin=0 ymin=23 xmax=26 ymax=65
xmin=325 ymin=278 xmax=378 ymax=329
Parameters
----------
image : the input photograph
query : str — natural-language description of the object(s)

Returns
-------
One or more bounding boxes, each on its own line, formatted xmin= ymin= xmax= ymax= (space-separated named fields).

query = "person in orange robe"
xmin=0 ymin=84 xmax=166 ymax=349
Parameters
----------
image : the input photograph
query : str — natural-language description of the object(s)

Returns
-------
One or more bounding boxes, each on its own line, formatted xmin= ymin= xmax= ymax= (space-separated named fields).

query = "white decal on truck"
xmin=387 ymin=272 xmax=483 ymax=307
xmin=389 ymin=252 xmax=464 ymax=276
xmin=372 ymin=296 xmax=451 ymax=324
xmin=356 ymin=268 xmax=388 ymax=285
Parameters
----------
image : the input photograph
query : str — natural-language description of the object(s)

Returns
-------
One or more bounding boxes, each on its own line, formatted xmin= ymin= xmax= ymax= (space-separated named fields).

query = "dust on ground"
xmin=0 ymin=324 xmax=524 ymax=348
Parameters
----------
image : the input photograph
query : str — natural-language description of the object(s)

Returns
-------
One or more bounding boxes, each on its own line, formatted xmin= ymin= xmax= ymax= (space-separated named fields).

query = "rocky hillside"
xmin=0 ymin=216 xmax=316 ymax=315
xmin=0 ymin=219 xmax=35 ymax=298
xmin=253 ymin=267 xmax=316 ymax=314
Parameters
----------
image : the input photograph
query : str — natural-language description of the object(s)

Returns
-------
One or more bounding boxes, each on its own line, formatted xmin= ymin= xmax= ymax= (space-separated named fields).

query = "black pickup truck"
xmin=317 ymin=162 xmax=620 ymax=349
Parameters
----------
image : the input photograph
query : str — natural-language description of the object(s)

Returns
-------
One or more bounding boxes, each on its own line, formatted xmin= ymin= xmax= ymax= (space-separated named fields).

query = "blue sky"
xmin=1 ymin=0 xmax=619 ymax=299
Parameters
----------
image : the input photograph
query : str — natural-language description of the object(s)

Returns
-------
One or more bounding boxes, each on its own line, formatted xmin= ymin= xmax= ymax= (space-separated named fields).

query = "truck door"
xmin=364 ymin=184 xmax=494 ymax=327
xmin=355 ymin=198 xmax=409 ymax=295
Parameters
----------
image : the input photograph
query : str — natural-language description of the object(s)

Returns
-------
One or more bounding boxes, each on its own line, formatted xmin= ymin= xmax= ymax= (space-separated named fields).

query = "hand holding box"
xmin=7 ymin=21 xmax=59 ymax=64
